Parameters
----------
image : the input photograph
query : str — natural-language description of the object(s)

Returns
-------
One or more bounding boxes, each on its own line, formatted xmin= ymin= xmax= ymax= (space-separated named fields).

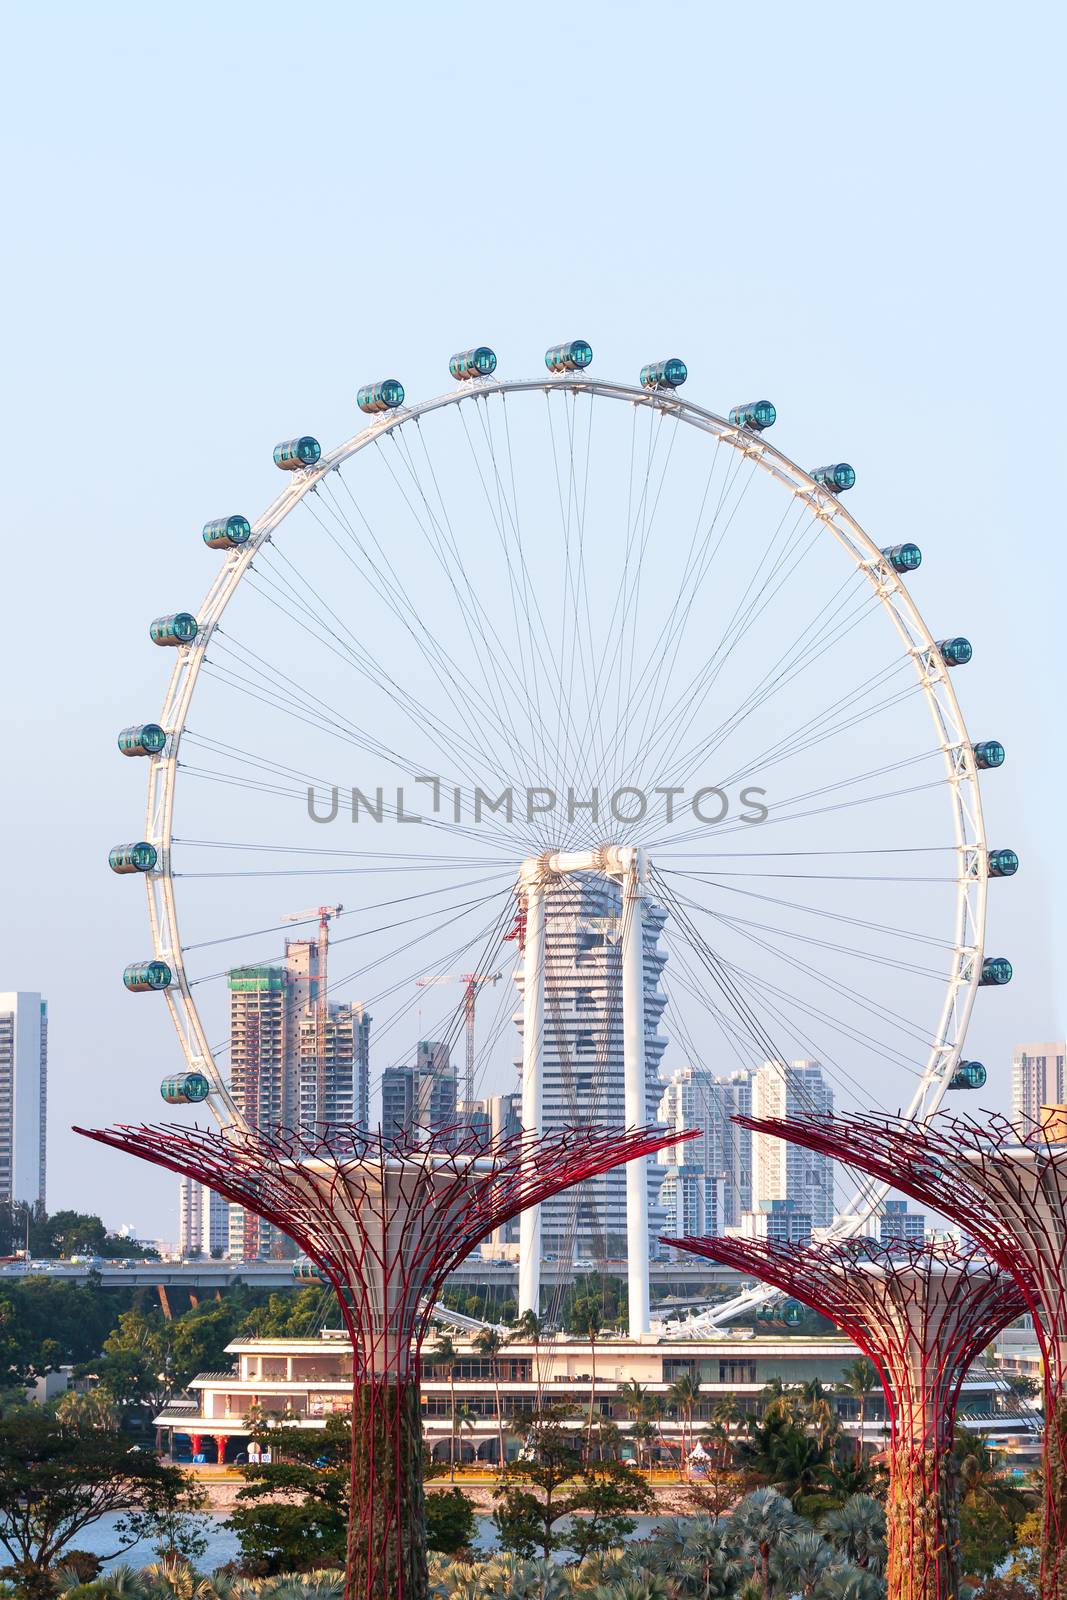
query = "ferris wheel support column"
xmin=621 ymin=848 xmax=651 ymax=1337
xmin=518 ymin=870 xmax=545 ymax=1319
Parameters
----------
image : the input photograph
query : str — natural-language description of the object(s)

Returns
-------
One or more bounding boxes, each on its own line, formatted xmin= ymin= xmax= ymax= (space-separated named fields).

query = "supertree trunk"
xmin=76 ymin=1117 xmax=693 ymax=1600
xmin=349 ymin=1375 xmax=426 ymax=1600
xmin=886 ymin=1444 xmax=958 ymax=1600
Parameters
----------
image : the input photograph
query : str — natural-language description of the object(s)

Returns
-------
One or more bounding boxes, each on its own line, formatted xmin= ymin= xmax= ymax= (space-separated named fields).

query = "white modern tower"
xmin=0 ymin=992 xmax=47 ymax=1208
xmin=515 ymin=847 xmax=666 ymax=1336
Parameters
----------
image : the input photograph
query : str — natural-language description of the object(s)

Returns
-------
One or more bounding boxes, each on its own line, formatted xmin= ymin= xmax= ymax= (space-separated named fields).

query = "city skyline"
xmin=1 ymin=6 xmax=1060 ymax=1237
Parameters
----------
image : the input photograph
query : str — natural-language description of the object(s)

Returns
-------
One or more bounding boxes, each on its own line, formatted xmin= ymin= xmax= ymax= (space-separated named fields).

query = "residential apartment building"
xmin=750 ymin=1059 xmax=835 ymax=1230
xmin=0 ymin=992 xmax=47 ymax=1207
xmin=1012 ymin=1041 xmax=1067 ymax=1127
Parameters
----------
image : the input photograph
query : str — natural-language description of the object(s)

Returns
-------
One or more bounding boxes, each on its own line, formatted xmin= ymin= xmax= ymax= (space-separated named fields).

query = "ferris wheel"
xmin=111 ymin=340 xmax=1016 ymax=1316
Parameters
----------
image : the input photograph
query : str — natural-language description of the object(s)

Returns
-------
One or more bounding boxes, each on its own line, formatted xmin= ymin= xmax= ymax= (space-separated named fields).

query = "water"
xmin=57 ymin=1513 xmax=676 ymax=1572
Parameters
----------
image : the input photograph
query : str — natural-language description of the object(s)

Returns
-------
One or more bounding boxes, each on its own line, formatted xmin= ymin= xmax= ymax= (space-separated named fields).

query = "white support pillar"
xmin=621 ymin=847 xmax=650 ymax=1336
xmin=518 ymin=874 xmax=545 ymax=1319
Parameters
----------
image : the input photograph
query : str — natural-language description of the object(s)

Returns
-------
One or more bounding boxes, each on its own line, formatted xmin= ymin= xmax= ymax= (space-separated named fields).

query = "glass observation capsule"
xmin=449 ymin=347 xmax=497 ymax=380
xmin=292 ymin=1260 xmax=327 ymax=1283
xmin=988 ymin=848 xmax=1019 ymax=877
xmin=882 ymin=542 xmax=922 ymax=573
xmin=783 ymin=1299 xmax=802 ymax=1326
xmin=150 ymin=613 xmax=198 ymax=647
xmin=640 ymin=358 xmax=687 ymax=390
xmin=973 ymin=739 xmax=1005 ymax=769
xmin=123 ymin=960 xmax=172 ymax=992
xmin=937 ymin=637 xmax=972 ymax=667
xmin=202 ymin=515 xmax=252 ymax=551
xmin=545 ymin=340 xmax=593 ymax=373
xmin=811 ymin=463 xmax=856 ymax=494
xmin=728 ymin=400 xmax=776 ymax=431
xmin=274 ymin=436 xmax=322 ymax=470
xmin=979 ymin=956 xmax=1013 ymax=987
xmin=117 ymin=723 xmax=166 ymax=757
xmin=160 ymin=1071 xmax=210 ymax=1105
xmin=357 ymin=379 xmax=405 ymax=414
xmin=109 ymin=841 xmax=157 ymax=875
xmin=950 ymin=1061 xmax=988 ymax=1090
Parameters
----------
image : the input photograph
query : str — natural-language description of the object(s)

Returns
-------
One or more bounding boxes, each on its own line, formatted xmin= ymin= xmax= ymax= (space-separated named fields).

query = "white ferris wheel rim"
xmin=139 ymin=373 xmax=988 ymax=1252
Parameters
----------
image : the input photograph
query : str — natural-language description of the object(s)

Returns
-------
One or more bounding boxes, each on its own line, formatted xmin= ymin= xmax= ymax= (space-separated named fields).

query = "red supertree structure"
xmin=664 ymin=1232 xmax=1025 ymax=1600
xmin=77 ymin=1117 xmax=691 ymax=1600
xmin=735 ymin=1106 xmax=1065 ymax=1597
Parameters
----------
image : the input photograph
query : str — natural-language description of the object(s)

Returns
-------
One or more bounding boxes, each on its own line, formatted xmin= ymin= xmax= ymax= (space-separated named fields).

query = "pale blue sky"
xmin=1 ymin=2 xmax=1063 ymax=1237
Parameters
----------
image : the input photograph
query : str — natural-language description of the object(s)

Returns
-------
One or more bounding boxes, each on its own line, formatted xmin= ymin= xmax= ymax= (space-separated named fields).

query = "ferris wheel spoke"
xmin=382 ymin=425 xmax=551 ymax=789
xmin=456 ymin=396 xmax=592 ymax=812
xmin=297 ymin=483 xmax=546 ymax=789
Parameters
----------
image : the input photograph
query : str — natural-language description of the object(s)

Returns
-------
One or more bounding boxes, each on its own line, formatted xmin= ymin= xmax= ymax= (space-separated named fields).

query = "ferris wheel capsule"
xmin=160 ymin=1071 xmax=210 ymax=1104
xmin=357 ymin=380 xmax=405 ymax=414
xmin=203 ymin=516 xmax=252 ymax=551
xmin=545 ymin=340 xmax=593 ymax=373
xmin=117 ymin=723 xmax=166 ymax=757
xmin=979 ymin=956 xmax=1013 ymax=986
xmin=124 ymin=960 xmax=172 ymax=992
xmin=973 ymin=740 xmax=1005 ymax=769
xmin=274 ymin=436 xmax=322 ymax=470
xmin=811 ymin=463 xmax=856 ymax=494
xmin=949 ymin=1061 xmax=987 ymax=1089
xmin=640 ymin=358 xmax=687 ymax=390
xmin=150 ymin=613 xmax=198 ymax=647
xmin=988 ymin=848 xmax=1019 ymax=877
xmin=882 ymin=543 xmax=922 ymax=573
xmin=728 ymin=400 xmax=776 ymax=431
xmin=449 ymin=347 xmax=497 ymax=381
xmin=292 ymin=1260 xmax=327 ymax=1282
xmin=109 ymin=841 xmax=158 ymax=874
xmin=937 ymin=637 xmax=972 ymax=667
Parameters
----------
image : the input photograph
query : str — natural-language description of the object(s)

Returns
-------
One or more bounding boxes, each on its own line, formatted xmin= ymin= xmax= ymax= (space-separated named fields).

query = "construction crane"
xmin=285 ymin=905 xmax=343 ymax=1119
xmin=415 ymin=970 xmax=502 ymax=1110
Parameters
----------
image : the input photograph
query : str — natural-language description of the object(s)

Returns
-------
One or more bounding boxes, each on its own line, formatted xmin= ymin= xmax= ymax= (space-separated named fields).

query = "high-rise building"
xmin=1012 ymin=1042 xmax=1067 ymax=1126
xmin=225 ymin=941 xmax=370 ymax=1258
xmin=751 ymin=1059 xmax=834 ymax=1230
xmin=657 ymin=1065 xmax=752 ymax=1232
xmin=737 ymin=1199 xmax=812 ymax=1245
xmin=514 ymin=873 xmax=668 ymax=1263
xmin=0 ymin=993 xmax=47 ymax=1208
xmin=381 ymin=1065 xmax=415 ymax=1138
xmin=178 ymin=1178 xmax=229 ymax=1257
xmin=880 ymin=1199 xmax=925 ymax=1246
xmin=415 ymin=1040 xmax=457 ymax=1128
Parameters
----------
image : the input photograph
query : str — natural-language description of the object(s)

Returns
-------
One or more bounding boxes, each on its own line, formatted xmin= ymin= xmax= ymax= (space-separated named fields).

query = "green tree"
xmin=563 ymin=1299 xmax=602 ymax=1459
xmin=473 ymin=1327 xmax=508 ymax=1469
xmin=955 ymin=1432 xmax=1029 ymax=1580
xmin=425 ymin=1488 xmax=476 ymax=1555
xmin=493 ymin=1407 xmax=650 ymax=1560
xmin=669 ymin=1374 xmax=701 ymax=1466
xmin=0 ymin=1410 xmax=193 ymax=1597
xmin=728 ymin=1487 xmax=803 ymax=1596
xmin=821 ymin=1495 xmax=887 ymax=1574
xmin=431 ymin=1334 xmax=460 ymax=1481
xmin=226 ymin=1413 xmax=350 ymax=1575
xmin=837 ymin=1359 xmax=880 ymax=1465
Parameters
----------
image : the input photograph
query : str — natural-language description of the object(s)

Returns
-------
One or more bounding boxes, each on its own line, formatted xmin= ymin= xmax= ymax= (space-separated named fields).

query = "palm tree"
xmin=453 ymin=1400 xmax=479 ymax=1470
xmin=770 ymin=1529 xmax=842 ymax=1598
xmin=567 ymin=1300 xmax=602 ymax=1460
xmin=474 ymin=1325 xmax=508 ymax=1470
xmin=631 ymin=1417 xmax=656 ymax=1480
xmin=510 ymin=1308 xmax=543 ymax=1411
xmin=837 ymin=1357 xmax=879 ymax=1465
xmin=821 ymin=1494 xmax=887 ymax=1574
xmin=729 ymin=1486 xmax=803 ymax=1597
xmin=668 ymin=1373 xmax=701 ymax=1469
xmin=54 ymin=1387 xmax=120 ymax=1433
xmin=432 ymin=1332 xmax=460 ymax=1481
xmin=712 ymin=1392 xmax=742 ymax=1468
xmin=644 ymin=1391 xmax=667 ymax=1476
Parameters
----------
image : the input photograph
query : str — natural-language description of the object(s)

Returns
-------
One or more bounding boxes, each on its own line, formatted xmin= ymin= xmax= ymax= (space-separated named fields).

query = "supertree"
xmin=77 ymin=1118 xmax=692 ymax=1600
xmin=664 ymin=1233 xmax=1025 ymax=1600
xmin=735 ymin=1106 xmax=1064 ymax=1596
